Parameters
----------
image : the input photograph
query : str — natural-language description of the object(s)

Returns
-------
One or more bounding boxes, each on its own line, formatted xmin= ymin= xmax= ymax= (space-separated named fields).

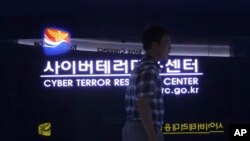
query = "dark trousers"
xmin=122 ymin=121 xmax=164 ymax=141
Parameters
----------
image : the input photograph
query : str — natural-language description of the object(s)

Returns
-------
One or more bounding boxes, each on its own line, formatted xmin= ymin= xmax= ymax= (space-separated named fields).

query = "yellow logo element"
xmin=38 ymin=122 xmax=52 ymax=137
xmin=47 ymin=28 xmax=69 ymax=42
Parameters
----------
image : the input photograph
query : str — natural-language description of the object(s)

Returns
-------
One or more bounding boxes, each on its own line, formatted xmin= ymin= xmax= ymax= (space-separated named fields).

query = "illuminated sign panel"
xmin=40 ymin=58 xmax=203 ymax=95
xmin=39 ymin=28 xmax=203 ymax=95
xmin=43 ymin=28 xmax=71 ymax=55
xmin=162 ymin=121 xmax=224 ymax=135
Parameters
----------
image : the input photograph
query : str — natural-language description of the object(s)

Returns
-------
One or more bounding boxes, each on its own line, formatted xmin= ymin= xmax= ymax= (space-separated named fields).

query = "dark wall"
xmin=1 ymin=41 xmax=250 ymax=141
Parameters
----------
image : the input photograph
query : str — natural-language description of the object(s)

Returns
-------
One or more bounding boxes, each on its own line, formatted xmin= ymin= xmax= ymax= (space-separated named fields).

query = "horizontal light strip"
xmin=210 ymin=131 xmax=225 ymax=133
xmin=73 ymin=39 xmax=229 ymax=48
xmin=17 ymin=38 xmax=230 ymax=57
xmin=40 ymin=73 xmax=203 ymax=78
xmin=162 ymin=131 xmax=224 ymax=134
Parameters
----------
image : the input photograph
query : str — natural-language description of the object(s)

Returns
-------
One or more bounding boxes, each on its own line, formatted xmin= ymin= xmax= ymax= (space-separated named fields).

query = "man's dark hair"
xmin=142 ymin=25 xmax=169 ymax=51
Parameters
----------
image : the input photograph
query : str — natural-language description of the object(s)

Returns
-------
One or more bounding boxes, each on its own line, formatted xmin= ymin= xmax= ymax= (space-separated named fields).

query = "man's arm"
xmin=137 ymin=95 xmax=158 ymax=141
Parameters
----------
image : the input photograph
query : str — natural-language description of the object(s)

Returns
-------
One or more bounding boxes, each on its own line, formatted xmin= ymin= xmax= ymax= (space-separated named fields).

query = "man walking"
xmin=122 ymin=25 xmax=171 ymax=141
